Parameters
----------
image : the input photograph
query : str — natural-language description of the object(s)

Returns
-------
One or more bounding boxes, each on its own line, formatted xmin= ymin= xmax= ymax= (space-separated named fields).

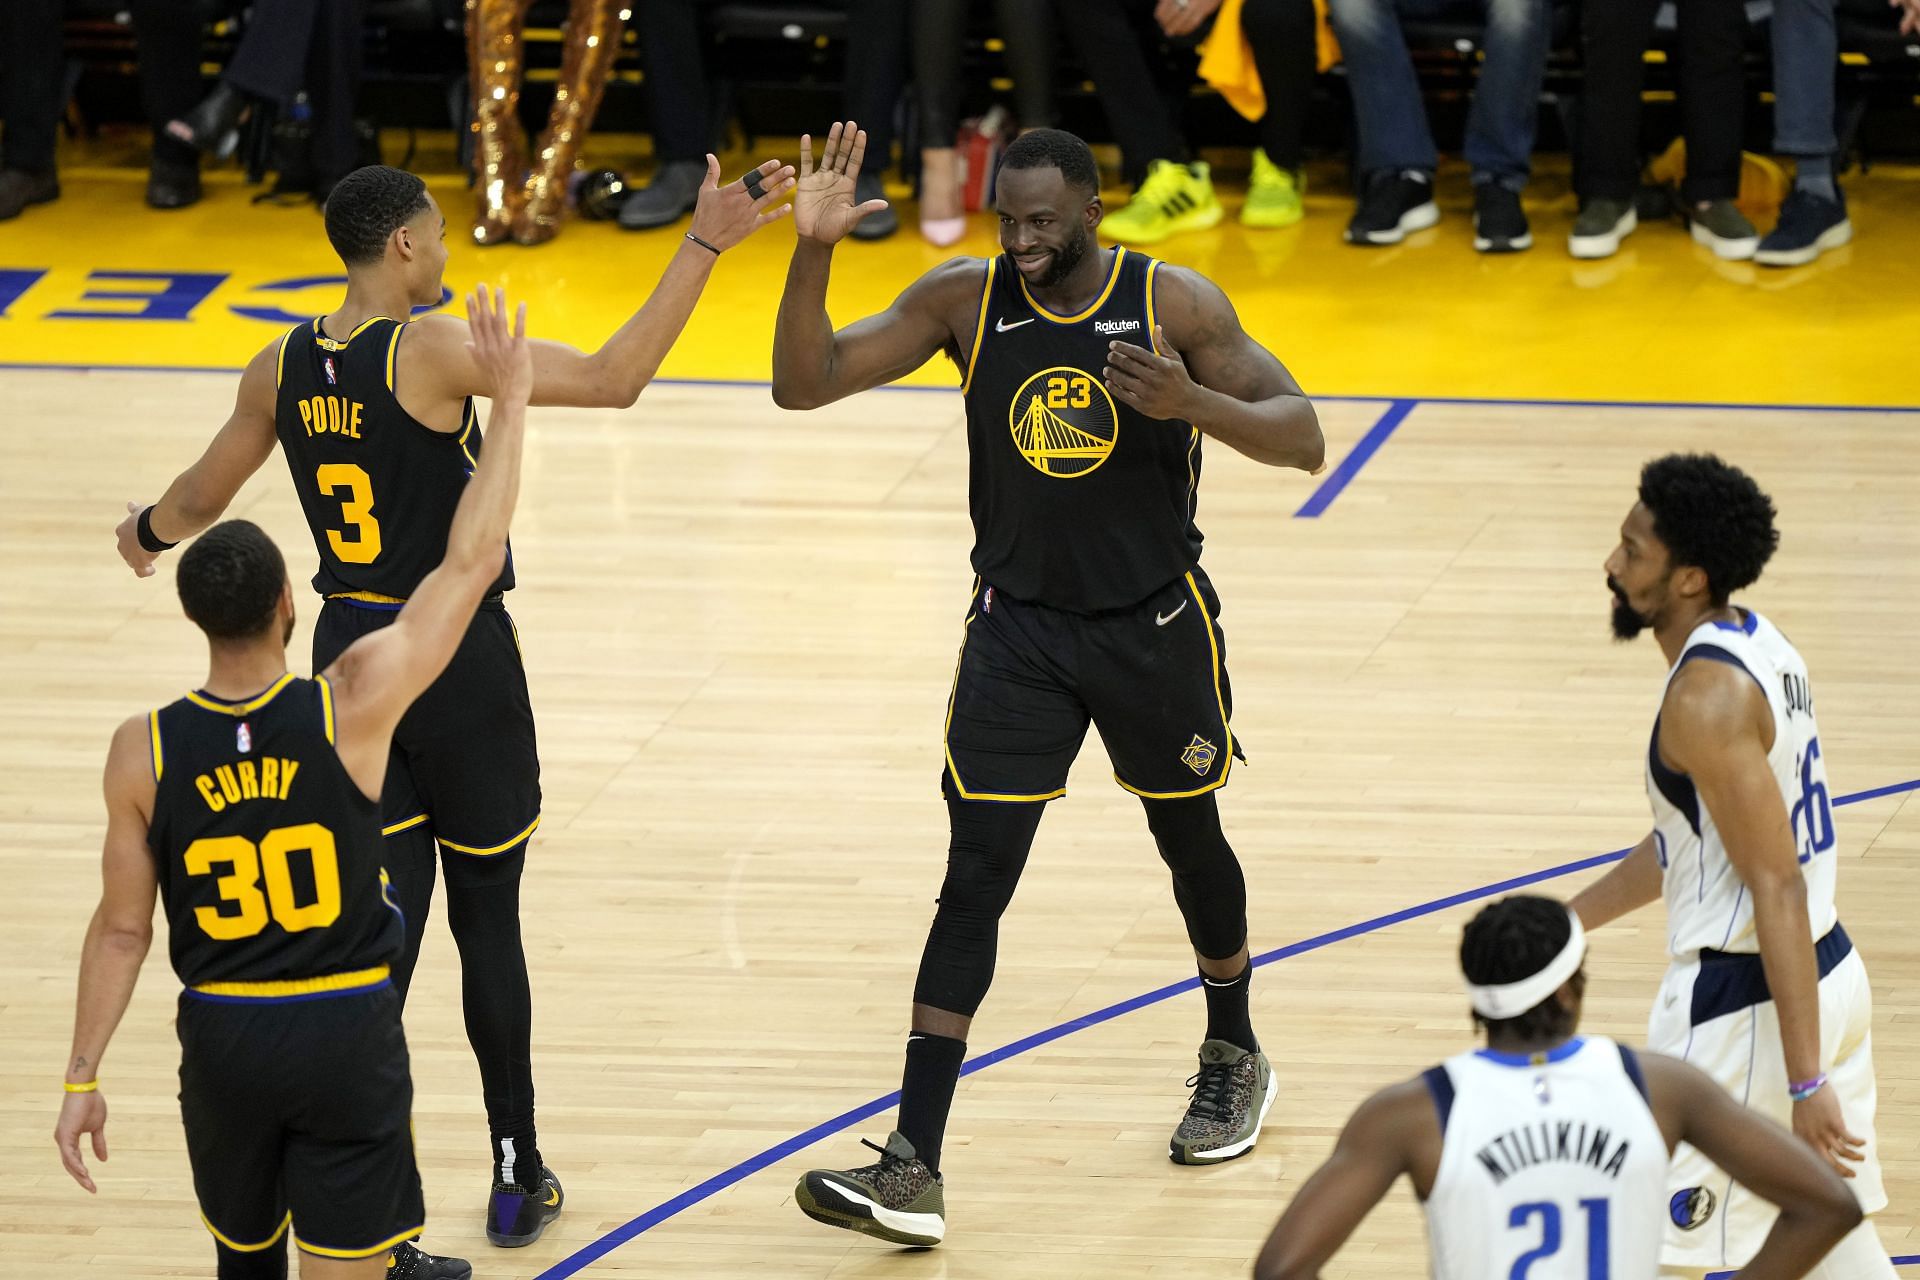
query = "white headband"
xmin=1467 ymin=910 xmax=1587 ymax=1020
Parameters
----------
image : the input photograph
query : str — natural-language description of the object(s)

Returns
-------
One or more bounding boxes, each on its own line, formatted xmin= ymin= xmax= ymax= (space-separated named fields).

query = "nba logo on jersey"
xmin=236 ymin=722 xmax=251 ymax=753
xmin=323 ymin=356 xmax=338 ymax=385
xmin=983 ymin=587 xmax=994 ymax=614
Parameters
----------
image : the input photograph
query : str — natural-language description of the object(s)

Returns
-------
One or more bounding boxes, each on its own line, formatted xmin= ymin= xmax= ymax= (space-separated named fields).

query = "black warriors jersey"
xmin=275 ymin=317 xmax=513 ymax=601
xmin=959 ymin=246 xmax=1203 ymax=612
xmin=146 ymin=675 xmax=402 ymax=989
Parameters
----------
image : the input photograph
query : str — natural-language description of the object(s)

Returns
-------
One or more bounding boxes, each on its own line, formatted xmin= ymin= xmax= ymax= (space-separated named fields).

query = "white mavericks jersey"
xmin=1646 ymin=609 xmax=1839 ymax=958
xmin=1426 ymin=1036 xmax=1670 ymax=1279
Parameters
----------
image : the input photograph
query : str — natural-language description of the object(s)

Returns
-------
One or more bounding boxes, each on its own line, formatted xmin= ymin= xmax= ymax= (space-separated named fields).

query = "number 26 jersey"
xmin=274 ymin=316 xmax=513 ymax=601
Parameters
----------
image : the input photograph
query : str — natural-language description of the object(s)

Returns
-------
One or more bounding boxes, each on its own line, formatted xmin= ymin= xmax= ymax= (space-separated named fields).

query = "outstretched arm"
xmin=1253 ymin=1082 xmax=1427 ymax=1280
xmin=55 ymin=715 xmax=160 ymax=1193
xmin=1101 ymin=265 xmax=1323 ymax=472
xmin=1663 ymin=661 xmax=1862 ymax=1178
xmin=323 ymin=286 xmax=532 ymax=796
xmin=1644 ymin=1053 xmax=1861 ymax=1278
xmin=114 ymin=342 xmax=280 ymax=576
xmin=771 ymin=121 xmax=973 ymax=409
xmin=412 ymin=156 xmax=795 ymax=411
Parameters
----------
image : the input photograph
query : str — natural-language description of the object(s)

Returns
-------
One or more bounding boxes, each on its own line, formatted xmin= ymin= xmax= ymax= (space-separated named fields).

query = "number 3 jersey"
xmin=275 ymin=316 xmax=512 ymax=601
xmin=1647 ymin=610 xmax=1837 ymax=959
xmin=146 ymin=675 xmax=402 ymax=990
xmin=1424 ymin=1037 xmax=1668 ymax=1280
xmin=960 ymin=246 xmax=1203 ymax=613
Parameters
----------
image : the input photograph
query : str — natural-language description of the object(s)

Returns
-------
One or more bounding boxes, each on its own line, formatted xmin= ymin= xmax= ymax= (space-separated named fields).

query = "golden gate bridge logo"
xmin=1007 ymin=366 xmax=1119 ymax=479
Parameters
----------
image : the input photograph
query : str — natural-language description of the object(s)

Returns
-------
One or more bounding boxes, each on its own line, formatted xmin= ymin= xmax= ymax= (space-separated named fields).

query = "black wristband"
xmin=136 ymin=506 xmax=178 ymax=554
xmin=685 ymin=232 xmax=722 ymax=256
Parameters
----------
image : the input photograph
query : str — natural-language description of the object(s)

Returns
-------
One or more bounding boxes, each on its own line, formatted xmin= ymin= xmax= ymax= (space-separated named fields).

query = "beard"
xmin=1608 ymin=576 xmax=1651 ymax=640
xmin=1035 ymin=225 xmax=1090 ymax=288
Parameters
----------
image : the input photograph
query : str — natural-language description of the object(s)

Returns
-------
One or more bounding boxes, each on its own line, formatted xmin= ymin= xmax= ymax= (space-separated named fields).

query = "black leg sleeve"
xmin=911 ymin=797 xmax=1048 ymax=1017
xmin=1141 ymin=793 xmax=1248 ymax=962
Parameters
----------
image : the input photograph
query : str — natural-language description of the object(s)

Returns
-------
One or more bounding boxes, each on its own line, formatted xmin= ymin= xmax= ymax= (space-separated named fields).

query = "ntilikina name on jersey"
xmin=1473 ymin=1118 xmax=1635 ymax=1185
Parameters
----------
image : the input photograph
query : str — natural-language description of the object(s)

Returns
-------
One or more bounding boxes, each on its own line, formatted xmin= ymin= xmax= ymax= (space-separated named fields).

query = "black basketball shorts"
xmin=314 ymin=599 xmax=542 ymax=871
xmin=177 ymin=984 xmax=424 ymax=1259
xmin=941 ymin=566 xmax=1245 ymax=802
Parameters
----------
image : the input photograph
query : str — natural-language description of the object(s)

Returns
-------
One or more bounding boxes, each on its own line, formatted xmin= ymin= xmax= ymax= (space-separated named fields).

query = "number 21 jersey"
xmin=274 ymin=316 xmax=512 ymax=600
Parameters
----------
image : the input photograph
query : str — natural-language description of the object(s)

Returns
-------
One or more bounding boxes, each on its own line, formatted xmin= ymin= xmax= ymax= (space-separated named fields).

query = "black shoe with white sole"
xmin=487 ymin=1165 xmax=563 ymax=1248
xmin=1472 ymin=183 xmax=1531 ymax=253
xmin=1568 ymin=199 xmax=1637 ymax=259
xmin=1346 ymin=170 xmax=1439 ymax=245
xmin=1755 ymin=187 xmax=1851 ymax=267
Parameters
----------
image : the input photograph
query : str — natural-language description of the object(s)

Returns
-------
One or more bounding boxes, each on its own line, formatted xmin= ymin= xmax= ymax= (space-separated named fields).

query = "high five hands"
xmin=794 ymin=121 xmax=891 ymax=245
xmin=687 ymin=154 xmax=798 ymax=253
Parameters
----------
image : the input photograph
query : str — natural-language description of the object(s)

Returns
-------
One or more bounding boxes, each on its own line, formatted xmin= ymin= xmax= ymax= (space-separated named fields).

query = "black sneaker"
xmin=795 ymin=1130 xmax=946 ymax=1246
xmin=487 ymin=1165 xmax=563 ymax=1248
xmin=1755 ymin=186 xmax=1852 ymax=267
xmin=849 ymin=172 xmax=900 ymax=241
xmin=1472 ymin=183 xmax=1531 ymax=253
xmin=1687 ymin=200 xmax=1759 ymax=260
xmin=1345 ymin=170 xmax=1438 ymax=246
xmin=1569 ymin=198 xmax=1637 ymax=259
xmin=387 ymin=1240 xmax=472 ymax=1280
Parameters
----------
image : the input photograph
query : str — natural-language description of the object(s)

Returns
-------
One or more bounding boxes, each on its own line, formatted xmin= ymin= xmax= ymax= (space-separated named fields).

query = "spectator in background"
xmin=0 ymin=0 xmax=63 ymax=221
xmin=1754 ymin=0 xmax=1850 ymax=266
xmin=1571 ymin=0 xmax=1755 ymax=260
xmin=623 ymin=0 xmax=902 ymax=240
xmin=910 ymin=0 xmax=1054 ymax=246
xmin=1189 ymin=0 xmax=1330 ymax=230
xmin=1325 ymin=0 xmax=1550 ymax=252
xmin=159 ymin=0 xmax=370 ymax=207
xmin=129 ymin=0 xmax=214 ymax=208
xmin=1054 ymin=0 xmax=1223 ymax=245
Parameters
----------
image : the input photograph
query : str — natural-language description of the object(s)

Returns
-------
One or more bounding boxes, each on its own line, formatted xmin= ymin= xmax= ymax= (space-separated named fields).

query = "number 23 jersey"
xmin=274 ymin=316 xmax=513 ymax=601
xmin=146 ymin=675 xmax=402 ymax=989
xmin=960 ymin=247 xmax=1203 ymax=613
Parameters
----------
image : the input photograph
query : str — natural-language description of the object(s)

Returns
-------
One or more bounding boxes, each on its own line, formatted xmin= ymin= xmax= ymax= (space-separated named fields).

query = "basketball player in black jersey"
xmin=111 ymin=158 xmax=793 ymax=1243
xmin=58 ymin=288 xmax=532 ymax=1280
xmin=773 ymin=123 xmax=1325 ymax=1245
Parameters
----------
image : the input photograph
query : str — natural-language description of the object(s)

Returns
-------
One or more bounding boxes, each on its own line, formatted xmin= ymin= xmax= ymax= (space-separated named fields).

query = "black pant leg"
xmin=993 ymin=0 xmax=1057 ymax=130
xmin=1240 ymin=0 xmax=1317 ymax=170
xmin=911 ymin=0 xmax=968 ymax=150
xmin=1675 ymin=0 xmax=1747 ymax=202
xmin=1 ymin=0 xmax=64 ymax=174
xmin=130 ymin=0 xmax=207 ymax=167
xmin=1054 ymin=0 xmax=1188 ymax=182
xmin=1575 ymin=0 xmax=1664 ymax=201
xmin=223 ymin=0 xmax=319 ymax=103
xmin=642 ymin=0 xmax=712 ymax=161
xmin=305 ymin=0 xmax=368 ymax=191
xmin=844 ymin=0 xmax=909 ymax=174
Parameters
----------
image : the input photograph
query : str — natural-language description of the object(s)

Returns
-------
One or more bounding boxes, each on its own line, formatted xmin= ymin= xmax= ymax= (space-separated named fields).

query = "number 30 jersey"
xmin=274 ymin=316 xmax=512 ymax=601
xmin=1647 ymin=609 xmax=1838 ymax=959
xmin=146 ymin=675 xmax=402 ymax=989
xmin=1424 ymin=1037 xmax=1669 ymax=1280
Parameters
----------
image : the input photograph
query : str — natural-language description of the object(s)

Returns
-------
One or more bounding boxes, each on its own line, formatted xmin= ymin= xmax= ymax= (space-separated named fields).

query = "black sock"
xmin=1201 ymin=963 xmax=1258 ymax=1053
xmin=897 ymin=1032 xmax=967 ymax=1174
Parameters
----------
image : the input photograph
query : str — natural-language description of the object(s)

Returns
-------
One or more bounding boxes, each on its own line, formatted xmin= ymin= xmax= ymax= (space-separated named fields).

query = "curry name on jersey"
xmin=961 ymin=246 xmax=1204 ymax=613
xmin=1425 ymin=1037 xmax=1669 ymax=1280
xmin=275 ymin=316 xmax=512 ymax=601
xmin=1647 ymin=609 xmax=1839 ymax=958
xmin=147 ymin=674 xmax=401 ymax=989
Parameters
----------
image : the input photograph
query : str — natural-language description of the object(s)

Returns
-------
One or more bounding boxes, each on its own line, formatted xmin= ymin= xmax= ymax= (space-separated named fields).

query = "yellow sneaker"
xmin=1241 ymin=149 xmax=1303 ymax=229
xmin=1102 ymin=159 xmax=1223 ymax=245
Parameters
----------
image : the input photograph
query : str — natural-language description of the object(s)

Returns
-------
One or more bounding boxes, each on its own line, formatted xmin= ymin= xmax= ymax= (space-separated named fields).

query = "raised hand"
xmin=687 ymin=154 xmax=797 ymax=253
xmin=794 ymin=121 xmax=890 ymax=245
xmin=464 ymin=283 xmax=531 ymax=408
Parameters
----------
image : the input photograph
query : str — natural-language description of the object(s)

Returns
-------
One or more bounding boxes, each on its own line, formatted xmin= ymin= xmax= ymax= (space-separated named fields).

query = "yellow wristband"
xmin=63 ymin=1080 xmax=99 ymax=1094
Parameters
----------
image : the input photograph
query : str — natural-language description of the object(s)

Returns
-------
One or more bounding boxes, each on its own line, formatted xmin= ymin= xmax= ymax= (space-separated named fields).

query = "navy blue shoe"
xmin=1755 ymin=186 xmax=1851 ymax=267
xmin=487 ymin=1165 xmax=563 ymax=1248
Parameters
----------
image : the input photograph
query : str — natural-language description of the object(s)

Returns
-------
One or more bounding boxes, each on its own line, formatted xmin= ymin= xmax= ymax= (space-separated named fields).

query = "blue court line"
xmin=1294 ymin=398 xmax=1419 ymax=518
xmin=534 ymin=775 xmax=1919 ymax=1279
xmin=3 ymin=360 xmax=1917 ymax=417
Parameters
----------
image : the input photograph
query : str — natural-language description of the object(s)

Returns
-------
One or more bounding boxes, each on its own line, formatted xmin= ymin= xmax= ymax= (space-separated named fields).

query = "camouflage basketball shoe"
xmin=1170 ymin=1039 xmax=1276 ymax=1165
xmin=487 ymin=1165 xmax=563 ymax=1247
xmin=795 ymin=1131 xmax=946 ymax=1246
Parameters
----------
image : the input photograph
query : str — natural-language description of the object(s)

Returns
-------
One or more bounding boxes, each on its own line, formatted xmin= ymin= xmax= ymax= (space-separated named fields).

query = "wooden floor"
xmin=2 ymin=376 xmax=1916 ymax=1278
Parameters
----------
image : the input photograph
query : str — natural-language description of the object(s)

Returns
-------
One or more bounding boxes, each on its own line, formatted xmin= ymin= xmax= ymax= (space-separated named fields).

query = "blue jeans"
xmin=1327 ymin=0 xmax=1552 ymax=187
xmin=1771 ymin=0 xmax=1837 ymax=156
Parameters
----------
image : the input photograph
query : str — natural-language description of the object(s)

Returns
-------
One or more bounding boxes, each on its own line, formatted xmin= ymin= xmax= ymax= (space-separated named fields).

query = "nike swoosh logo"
xmin=1156 ymin=601 xmax=1189 ymax=627
xmin=995 ymin=317 xmax=1036 ymax=332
